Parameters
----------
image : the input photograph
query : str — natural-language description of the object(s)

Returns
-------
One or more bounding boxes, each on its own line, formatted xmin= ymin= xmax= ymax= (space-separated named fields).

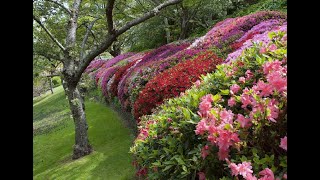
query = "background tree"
xmin=33 ymin=0 xmax=183 ymax=159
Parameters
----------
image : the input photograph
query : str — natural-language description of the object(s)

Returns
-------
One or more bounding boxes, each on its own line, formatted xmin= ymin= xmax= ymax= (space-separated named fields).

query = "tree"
xmin=33 ymin=0 xmax=183 ymax=159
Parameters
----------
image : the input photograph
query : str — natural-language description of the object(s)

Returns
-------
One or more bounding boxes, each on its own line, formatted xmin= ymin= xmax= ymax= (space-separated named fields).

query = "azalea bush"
xmin=133 ymin=49 xmax=223 ymax=121
xmin=130 ymin=30 xmax=287 ymax=179
xmin=191 ymin=11 xmax=286 ymax=55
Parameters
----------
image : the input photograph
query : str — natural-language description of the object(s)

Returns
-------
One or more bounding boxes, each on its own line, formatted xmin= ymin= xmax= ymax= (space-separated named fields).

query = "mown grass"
xmin=33 ymin=85 xmax=136 ymax=179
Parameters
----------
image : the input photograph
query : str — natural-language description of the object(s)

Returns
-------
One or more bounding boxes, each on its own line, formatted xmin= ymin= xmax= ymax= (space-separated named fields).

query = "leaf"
xmin=212 ymin=94 xmax=222 ymax=102
xmin=219 ymin=89 xmax=230 ymax=95
xmin=163 ymin=165 xmax=173 ymax=171
xmin=175 ymin=157 xmax=185 ymax=165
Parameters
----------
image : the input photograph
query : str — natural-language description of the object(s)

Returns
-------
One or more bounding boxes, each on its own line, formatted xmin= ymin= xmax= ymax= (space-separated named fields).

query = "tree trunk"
xmin=64 ymin=78 xmax=92 ymax=159
xmin=164 ymin=17 xmax=171 ymax=43
xmin=179 ymin=7 xmax=189 ymax=40
xmin=49 ymin=77 xmax=54 ymax=94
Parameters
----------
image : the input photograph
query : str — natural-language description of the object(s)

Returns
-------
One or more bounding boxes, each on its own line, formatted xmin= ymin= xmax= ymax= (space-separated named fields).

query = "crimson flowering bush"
xmin=130 ymin=30 xmax=287 ymax=179
xmin=133 ymin=50 xmax=223 ymax=121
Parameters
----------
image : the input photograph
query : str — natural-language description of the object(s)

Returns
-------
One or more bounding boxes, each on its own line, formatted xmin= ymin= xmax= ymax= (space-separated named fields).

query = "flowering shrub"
xmin=133 ymin=50 xmax=223 ymax=121
xmin=130 ymin=30 xmax=287 ymax=179
xmin=110 ymin=58 xmax=141 ymax=98
xmin=84 ymin=59 xmax=106 ymax=73
xmin=99 ymin=66 xmax=120 ymax=96
xmin=118 ymin=43 xmax=188 ymax=111
xmin=100 ymin=52 xmax=135 ymax=69
xmin=192 ymin=11 xmax=286 ymax=53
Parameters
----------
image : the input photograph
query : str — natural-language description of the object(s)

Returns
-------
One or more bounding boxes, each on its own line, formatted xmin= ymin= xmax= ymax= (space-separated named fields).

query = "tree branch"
xmin=76 ymin=0 xmax=183 ymax=82
xmin=80 ymin=17 xmax=100 ymax=59
xmin=45 ymin=0 xmax=71 ymax=15
xmin=116 ymin=0 xmax=182 ymax=35
xmin=106 ymin=0 xmax=116 ymax=34
xmin=34 ymin=51 xmax=63 ymax=62
xmin=33 ymin=15 xmax=66 ymax=52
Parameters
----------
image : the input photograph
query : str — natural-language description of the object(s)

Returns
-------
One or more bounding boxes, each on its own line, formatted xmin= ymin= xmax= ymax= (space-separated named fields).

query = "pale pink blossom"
xmin=283 ymin=173 xmax=287 ymax=179
xmin=195 ymin=80 xmax=201 ymax=88
xmin=239 ymin=77 xmax=246 ymax=83
xmin=258 ymin=168 xmax=274 ymax=180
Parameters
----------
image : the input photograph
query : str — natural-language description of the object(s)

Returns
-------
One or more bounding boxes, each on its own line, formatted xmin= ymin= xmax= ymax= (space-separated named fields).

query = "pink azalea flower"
xmin=280 ymin=136 xmax=287 ymax=151
xmin=266 ymin=99 xmax=279 ymax=122
xmin=218 ymin=149 xmax=229 ymax=160
xmin=247 ymin=173 xmax=258 ymax=180
xmin=238 ymin=162 xmax=253 ymax=178
xmin=230 ymin=84 xmax=241 ymax=94
xmin=239 ymin=77 xmax=246 ymax=84
xmin=259 ymin=47 xmax=267 ymax=54
xmin=236 ymin=114 xmax=252 ymax=128
xmin=195 ymin=80 xmax=201 ymax=88
xmin=267 ymin=71 xmax=287 ymax=93
xmin=269 ymin=44 xmax=277 ymax=51
xmin=240 ymin=93 xmax=252 ymax=108
xmin=198 ymin=172 xmax=206 ymax=180
xmin=195 ymin=119 xmax=208 ymax=135
xmin=258 ymin=168 xmax=274 ymax=180
xmin=220 ymin=109 xmax=234 ymax=124
xmin=198 ymin=100 xmax=212 ymax=117
xmin=201 ymin=94 xmax=213 ymax=103
xmin=262 ymin=60 xmax=282 ymax=75
xmin=255 ymin=80 xmax=274 ymax=97
xmin=228 ymin=97 xmax=236 ymax=107
xmin=283 ymin=173 xmax=287 ymax=179
xmin=229 ymin=162 xmax=239 ymax=176
xmin=245 ymin=70 xmax=254 ymax=80
xmin=201 ymin=145 xmax=210 ymax=159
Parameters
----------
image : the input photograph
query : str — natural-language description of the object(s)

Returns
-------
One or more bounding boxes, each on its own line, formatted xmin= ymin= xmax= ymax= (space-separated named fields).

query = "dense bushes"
xmin=133 ymin=50 xmax=223 ymax=120
xmin=130 ymin=30 xmax=287 ymax=179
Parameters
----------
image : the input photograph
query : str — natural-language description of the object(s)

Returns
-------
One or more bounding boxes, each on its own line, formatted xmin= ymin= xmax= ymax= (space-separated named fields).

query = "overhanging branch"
xmin=33 ymin=15 xmax=66 ymax=52
xmin=45 ymin=0 xmax=72 ymax=15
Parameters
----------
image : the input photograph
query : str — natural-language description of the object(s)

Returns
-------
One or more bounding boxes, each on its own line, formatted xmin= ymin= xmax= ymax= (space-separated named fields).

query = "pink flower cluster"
xmin=195 ymin=95 xmax=241 ymax=160
xmin=227 ymin=159 xmax=276 ymax=180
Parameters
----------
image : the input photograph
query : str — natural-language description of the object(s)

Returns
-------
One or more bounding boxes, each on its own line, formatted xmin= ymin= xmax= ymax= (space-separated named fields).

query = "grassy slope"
xmin=33 ymin=86 xmax=135 ymax=179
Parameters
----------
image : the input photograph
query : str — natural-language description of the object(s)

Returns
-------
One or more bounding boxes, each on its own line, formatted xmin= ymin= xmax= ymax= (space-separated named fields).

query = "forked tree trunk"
xmin=63 ymin=77 xmax=92 ymax=159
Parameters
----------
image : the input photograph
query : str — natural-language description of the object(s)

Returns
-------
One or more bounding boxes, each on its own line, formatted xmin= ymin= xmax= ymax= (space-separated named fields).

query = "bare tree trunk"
xmin=63 ymin=77 xmax=92 ymax=159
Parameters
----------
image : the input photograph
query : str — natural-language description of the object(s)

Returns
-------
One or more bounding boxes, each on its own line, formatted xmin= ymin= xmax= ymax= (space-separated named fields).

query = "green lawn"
xmin=33 ymin=85 xmax=136 ymax=179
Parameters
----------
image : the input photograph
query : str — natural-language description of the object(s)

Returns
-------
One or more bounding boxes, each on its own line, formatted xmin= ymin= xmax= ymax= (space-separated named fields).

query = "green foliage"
xmin=52 ymin=76 xmax=61 ymax=87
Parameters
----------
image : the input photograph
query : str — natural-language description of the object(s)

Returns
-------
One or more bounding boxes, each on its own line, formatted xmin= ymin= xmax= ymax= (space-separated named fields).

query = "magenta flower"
xmin=255 ymin=80 xmax=273 ymax=97
xmin=230 ymin=84 xmax=241 ymax=94
xmin=280 ymin=136 xmax=287 ymax=151
xmin=218 ymin=148 xmax=229 ymax=160
xmin=240 ymin=93 xmax=252 ymax=108
xmin=283 ymin=173 xmax=287 ymax=179
xmin=229 ymin=162 xmax=239 ymax=176
xmin=228 ymin=97 xmax=236 ymax=107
